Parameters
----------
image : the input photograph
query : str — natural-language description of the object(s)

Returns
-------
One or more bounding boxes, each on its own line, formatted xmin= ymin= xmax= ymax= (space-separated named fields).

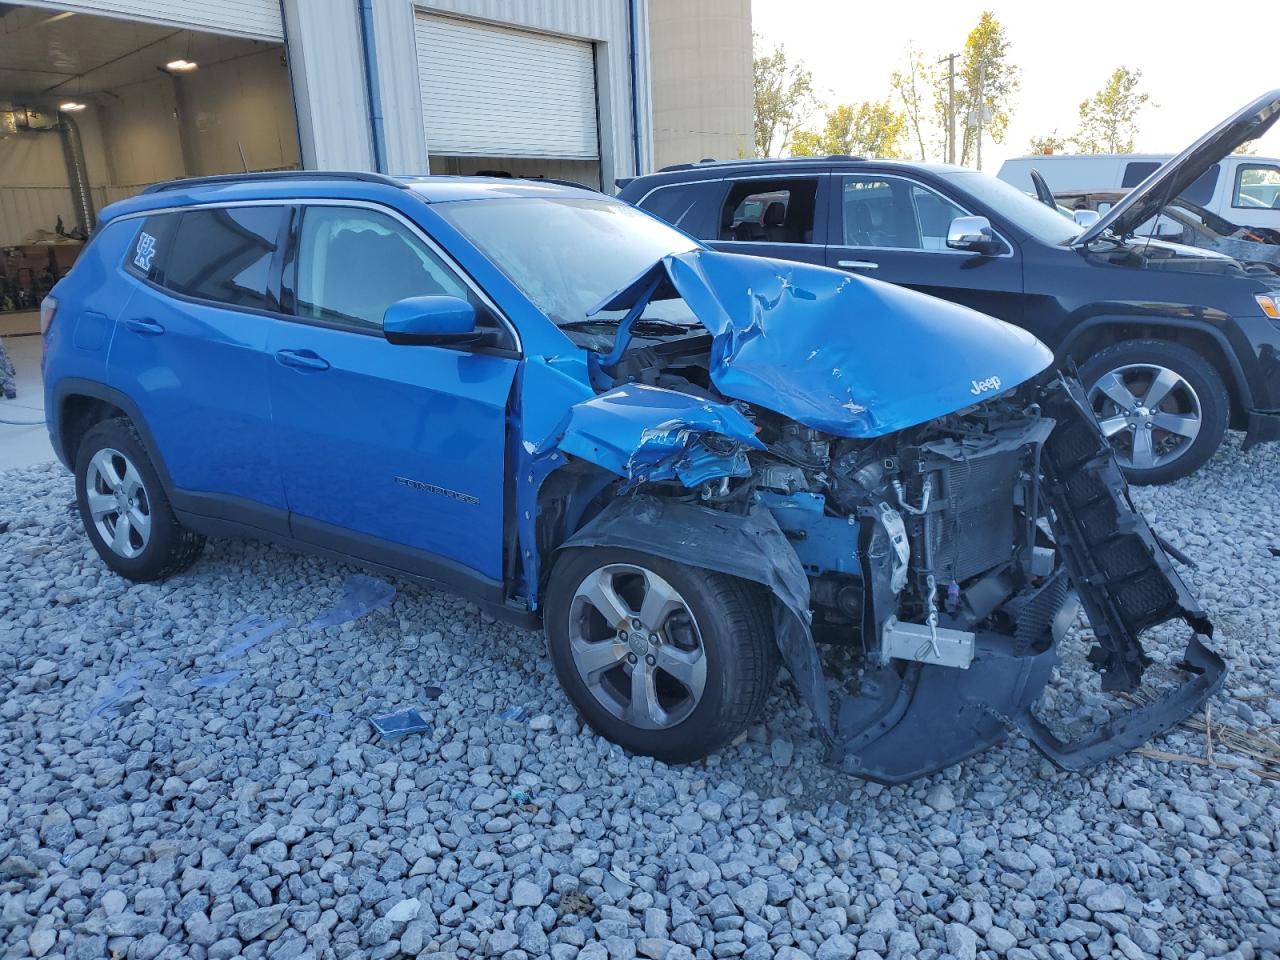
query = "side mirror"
xmin=946 ymin=215 xmax=1002 ymax=255
xmin=1073 ymin=209 xmax=1101 ymax=229
xmin=383 ymin=296 xmax=489 ymax=347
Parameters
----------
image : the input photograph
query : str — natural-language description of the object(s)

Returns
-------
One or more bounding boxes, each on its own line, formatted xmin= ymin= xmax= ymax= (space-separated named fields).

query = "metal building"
xmin=0 ymin=0 xmax=751 ymax=255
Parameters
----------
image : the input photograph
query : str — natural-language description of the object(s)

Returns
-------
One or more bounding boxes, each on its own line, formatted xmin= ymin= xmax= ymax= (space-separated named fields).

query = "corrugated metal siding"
xmin=415 ymin=14 xmax=598 ymax=160
xmin=281 ymin=0 xmax=373 ymax=170
xmin=0 ymin=186 xmax=107 ymax=247
xmin=19 ymin=0 xmax=283 ymax=41
xmin=376 ymin=0 xmax=648 ymax=182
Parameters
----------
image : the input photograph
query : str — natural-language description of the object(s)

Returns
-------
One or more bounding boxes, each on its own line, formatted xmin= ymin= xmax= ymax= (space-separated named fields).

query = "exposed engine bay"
xmin=531 ymin=248 xmax=1226 ymax=783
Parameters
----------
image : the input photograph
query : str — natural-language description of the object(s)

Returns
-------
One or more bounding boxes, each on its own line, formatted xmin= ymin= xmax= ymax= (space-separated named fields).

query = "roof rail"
xmin=142 ymin=170 xmax=410 ymax=194
xmin=656 ymin=155 xmax=867 ymax=173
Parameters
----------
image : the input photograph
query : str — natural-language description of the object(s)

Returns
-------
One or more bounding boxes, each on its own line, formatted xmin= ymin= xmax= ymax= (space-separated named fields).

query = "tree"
xmin=1073 ymin=67 xmax=1150 ymax=153
xmin=934 ymin=12 xmax=1020 ymax=169
xmin=1028 ymin=132 xmax=1067 ymax=155
xmin=753 ymin=37 xmax=818 ymax=157
xmin=890 ymin=46 xmax=936 ymax=161
xmin=789 ymin=101 xmax=908 ymax=159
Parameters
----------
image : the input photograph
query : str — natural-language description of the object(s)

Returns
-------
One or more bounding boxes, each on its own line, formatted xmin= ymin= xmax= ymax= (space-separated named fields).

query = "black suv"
xmin=619 ymin=90 xmax=1280 ymax=484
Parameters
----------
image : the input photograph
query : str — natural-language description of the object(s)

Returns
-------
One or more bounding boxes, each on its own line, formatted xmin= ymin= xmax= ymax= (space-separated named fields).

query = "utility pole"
xmin=976 ymin=62 xmax=985 ymax=171
xmin=938 ymin=53 xmax=958 ymax=164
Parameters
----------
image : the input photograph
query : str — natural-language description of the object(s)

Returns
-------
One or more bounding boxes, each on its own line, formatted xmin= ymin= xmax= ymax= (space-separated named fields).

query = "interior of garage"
xmin=0 ymin=4 xmax=298 ymax=311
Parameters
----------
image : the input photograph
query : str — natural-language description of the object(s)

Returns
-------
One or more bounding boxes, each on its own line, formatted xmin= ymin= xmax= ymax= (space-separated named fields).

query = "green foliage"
xmin=790 ymin=101 xmax=908 ymax=159
xmin=890 ymin=46 xmax=936 ymax=161
xmin=952 ymin=11 xmax=1019 ymax=167
xmin=1073 ymin=67 xmax=1150 ymax=153
xmin=1028 ymin=132 xmax=1068 ymax=154
xmin=753 ymin=37 xmax=818 ymax=157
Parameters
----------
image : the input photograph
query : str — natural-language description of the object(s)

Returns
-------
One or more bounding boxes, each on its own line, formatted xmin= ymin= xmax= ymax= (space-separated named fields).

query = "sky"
xmin=750 ymin=0 xmax=1280 ymax=171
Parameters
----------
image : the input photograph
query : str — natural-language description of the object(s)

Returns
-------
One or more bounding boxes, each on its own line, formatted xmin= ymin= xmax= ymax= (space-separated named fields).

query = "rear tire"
xmin=1078 ymin=338 xmax=1229 ymax=485
xmin=75 ymin=417 xmax=205 ymax=581
xmin=545 ymin=547 xmax=777 ymax=764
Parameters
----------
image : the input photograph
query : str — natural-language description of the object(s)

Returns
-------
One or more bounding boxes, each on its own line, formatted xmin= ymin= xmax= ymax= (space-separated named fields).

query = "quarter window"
xmin=292 ymin=207 xmax=473 ymax=331
xmin=1233 ymin=164 xmax=1280 ymax=209
xmin=638 ymin=182 xmax=724 ymax=239
xmin=162 ymin=207 xmax=285 ymax=311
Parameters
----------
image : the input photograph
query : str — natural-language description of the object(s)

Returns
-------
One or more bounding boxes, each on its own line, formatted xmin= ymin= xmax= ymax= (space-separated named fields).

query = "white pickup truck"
xmin=999 ymin=153 xmax=1280 ymax=231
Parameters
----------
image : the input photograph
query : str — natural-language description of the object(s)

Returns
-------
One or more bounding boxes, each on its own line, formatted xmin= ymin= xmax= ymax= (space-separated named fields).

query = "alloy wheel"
xmin=85 ymin=447 xmax=152 ymax=559
xmin=567 ymin=563 xmax=708 ymax=730
xmin=1087 ymin=364 xmax=1202 ymax=471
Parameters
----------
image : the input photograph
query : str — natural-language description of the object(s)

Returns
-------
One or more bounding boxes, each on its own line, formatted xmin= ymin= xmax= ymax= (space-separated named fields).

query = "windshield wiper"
xmin=559 ymin=317 xmax=697 ymax=335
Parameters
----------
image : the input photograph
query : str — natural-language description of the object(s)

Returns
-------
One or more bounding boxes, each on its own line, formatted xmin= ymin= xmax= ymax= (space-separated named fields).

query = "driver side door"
xmin=267 ymin=202 xmax=518 ymax=586
xmin=824 ymin=173 xmax=1024 ymax=323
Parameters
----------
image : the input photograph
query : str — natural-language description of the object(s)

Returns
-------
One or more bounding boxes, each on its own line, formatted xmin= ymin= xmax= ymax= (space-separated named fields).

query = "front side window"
xmin=1233 ymin=164 xmax=1280 ymax=209
xmin=718 ymin=178 xmax=818 ymax=244
xmin=911 ymin=184 xmax=968 ymax=249
xmin=293 ymin=206 xmax=473 ymax=331
xmin=162 ymin=206 xmax=285 ymax=311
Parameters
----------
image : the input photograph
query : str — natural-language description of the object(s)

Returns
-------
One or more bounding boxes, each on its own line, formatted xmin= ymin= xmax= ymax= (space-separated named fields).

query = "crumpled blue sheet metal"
xmin=593 ymin=250 xmax=1054 ymax=438
xmin=308 ymin=574 xmax=396 ymax=630
xmin=540 ymin=382 xmax=764 ymax=485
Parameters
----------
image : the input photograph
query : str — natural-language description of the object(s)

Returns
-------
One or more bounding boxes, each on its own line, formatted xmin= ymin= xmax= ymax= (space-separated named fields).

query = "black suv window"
xmin=636 ymin=182 xmax=724 ymax=239
xmin=160 ymin=206 xmax=286 ymax=311
xmin=719 ymin=178 xmax=818 ymax=244
xmin=291 ymin=205 xmax=483 ymax=333
xmin=1123 ymin=161 xmax=1220 ymax=206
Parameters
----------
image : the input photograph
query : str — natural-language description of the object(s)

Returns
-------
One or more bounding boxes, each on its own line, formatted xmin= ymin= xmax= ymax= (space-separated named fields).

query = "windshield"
xmin=939 ymin=170 xmax=1083 ymax=245
xmin=435 ymin=196 xmax=699 ymax=326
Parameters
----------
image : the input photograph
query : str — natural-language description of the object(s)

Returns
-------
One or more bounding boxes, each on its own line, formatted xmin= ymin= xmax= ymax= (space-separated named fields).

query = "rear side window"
xmin=637 ymin=182 xmax=723 ymax=239
xmin=161 ymin=207 xmax=285 ymax=311
xmin=719 ymin=178 xmax=818 ymax=243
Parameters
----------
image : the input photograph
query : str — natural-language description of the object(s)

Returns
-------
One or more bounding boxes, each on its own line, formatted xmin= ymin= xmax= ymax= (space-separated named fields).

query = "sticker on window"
xmin=134 ymin=232 xmax=157 ymax=272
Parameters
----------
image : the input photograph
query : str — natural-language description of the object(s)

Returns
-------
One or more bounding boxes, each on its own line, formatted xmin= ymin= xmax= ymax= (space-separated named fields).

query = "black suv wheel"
xmin=74 ymin=417 xmax=205 ymax=581
xmin=545 ymin=547 xmax=777 ymax=764
xmin=1079 ymin=339 xmax=1229 ymax=485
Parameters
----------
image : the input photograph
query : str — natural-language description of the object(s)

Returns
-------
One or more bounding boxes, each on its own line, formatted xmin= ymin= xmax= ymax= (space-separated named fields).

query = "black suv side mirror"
xmin=946 ymin=215 xmax=1003 ymax=255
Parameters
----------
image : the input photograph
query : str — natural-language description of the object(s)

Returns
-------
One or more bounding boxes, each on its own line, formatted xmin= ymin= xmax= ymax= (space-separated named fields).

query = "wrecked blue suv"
xmin=43 ymin=172 xmax=1223 ymax=783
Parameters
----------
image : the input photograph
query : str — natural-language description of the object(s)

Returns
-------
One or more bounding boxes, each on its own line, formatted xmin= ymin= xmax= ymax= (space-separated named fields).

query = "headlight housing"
xmin=1257 ymin=294 xmax=1280 ymax=320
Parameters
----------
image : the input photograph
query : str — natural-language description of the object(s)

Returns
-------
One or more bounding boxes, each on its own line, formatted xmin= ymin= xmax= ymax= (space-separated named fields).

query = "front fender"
xmin=559 ymin=495 xmax=831 ymax=738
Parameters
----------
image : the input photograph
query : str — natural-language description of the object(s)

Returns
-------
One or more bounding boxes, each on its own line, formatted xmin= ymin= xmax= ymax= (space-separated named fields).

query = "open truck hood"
xmin=594 ymin=249 xmax=1053 ymax=438
xmin=1075 ymin=88 xmax=1280 ymax=246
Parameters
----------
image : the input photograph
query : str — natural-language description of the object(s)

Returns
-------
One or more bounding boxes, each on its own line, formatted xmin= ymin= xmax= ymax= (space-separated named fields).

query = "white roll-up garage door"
xmin=415 ymin=14 xmax=599 ymax=160
xmin=18 ymin=0 xmax=283 ymax=42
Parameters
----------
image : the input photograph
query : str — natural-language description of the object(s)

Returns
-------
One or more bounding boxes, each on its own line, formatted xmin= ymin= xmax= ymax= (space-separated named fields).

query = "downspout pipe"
xmin=358 ymin=0 xmax=387 ymax=174
xmin=58 ymin=113 xmax=95 ymax=236
xmin=626 ymin=0 xmax=642 ymax=177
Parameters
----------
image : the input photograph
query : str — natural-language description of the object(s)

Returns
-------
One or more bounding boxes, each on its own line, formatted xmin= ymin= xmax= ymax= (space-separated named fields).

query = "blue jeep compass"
xmin=42 ymin=171 xmax=1222 ymax=783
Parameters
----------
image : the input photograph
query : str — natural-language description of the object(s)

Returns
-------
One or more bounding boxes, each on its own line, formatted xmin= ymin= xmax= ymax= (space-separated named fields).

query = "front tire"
xmin=75 ymin=417 xmax=205 ymax=581
xmin=1078 ymin=339 xmax=1229 ymax=485
xmin=545 ymin=548 xmax=777 ymax=764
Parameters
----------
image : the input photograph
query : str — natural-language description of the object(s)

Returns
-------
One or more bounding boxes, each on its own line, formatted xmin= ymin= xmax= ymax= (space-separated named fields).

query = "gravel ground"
xmin=2 ymin=436 xmax=1279 ymax=960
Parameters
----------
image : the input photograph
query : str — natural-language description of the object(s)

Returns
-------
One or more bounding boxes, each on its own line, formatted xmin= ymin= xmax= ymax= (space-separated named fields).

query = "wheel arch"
xmin=1058 ymin=318 xmax=1249 ymax=429
xmin=53 ymin=378 xmax=174 ymax=492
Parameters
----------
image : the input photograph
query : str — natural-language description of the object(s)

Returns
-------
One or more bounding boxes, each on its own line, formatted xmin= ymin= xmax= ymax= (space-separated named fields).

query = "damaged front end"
xmin=535 ymin=251 xmax=1225 ymax=783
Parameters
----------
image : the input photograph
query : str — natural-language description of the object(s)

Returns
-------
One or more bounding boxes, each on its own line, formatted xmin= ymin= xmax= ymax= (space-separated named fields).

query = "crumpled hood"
xmin=596 ymin=249 xmax=1053 ymax=438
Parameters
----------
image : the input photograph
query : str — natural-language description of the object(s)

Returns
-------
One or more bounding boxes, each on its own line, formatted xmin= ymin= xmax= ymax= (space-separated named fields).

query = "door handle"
xmin=837 ymin=260 xmax=879 ymax=270
xmin=124 ymin=317 xmax=165 ymax=335
xmin=275 ymin=349 xmax=330 ymax=372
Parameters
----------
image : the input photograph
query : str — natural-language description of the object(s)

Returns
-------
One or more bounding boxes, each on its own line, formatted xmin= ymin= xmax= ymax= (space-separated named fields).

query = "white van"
xmin=998 ymin=153 xmax=1280 ymax=231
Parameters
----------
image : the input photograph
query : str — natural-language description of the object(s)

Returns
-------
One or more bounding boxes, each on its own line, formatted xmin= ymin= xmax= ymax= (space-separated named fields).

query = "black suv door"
xmin=824 ymin=171 xmax=1025 ymax=322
